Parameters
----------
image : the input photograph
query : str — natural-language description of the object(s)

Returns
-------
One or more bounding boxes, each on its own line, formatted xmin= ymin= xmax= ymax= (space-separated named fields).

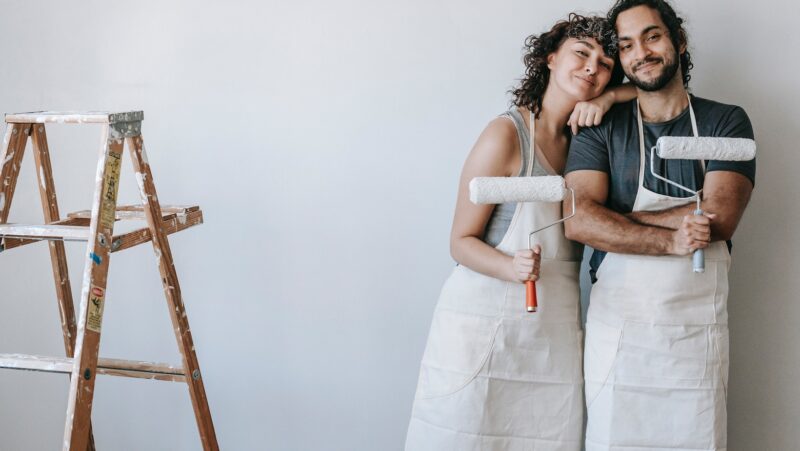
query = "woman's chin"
xmin=576 ymin=86 xmax=606 ymax=101
xmin=571 ymin=90 xmax=596 ymax=102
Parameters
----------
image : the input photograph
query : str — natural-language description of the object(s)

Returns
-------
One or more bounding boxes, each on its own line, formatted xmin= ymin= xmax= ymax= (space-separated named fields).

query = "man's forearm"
xmin=626 ymin=193 xmax=746 ymax=242
xmin=626 ymin=204 xmax=694 ymax=230
xmin=566 ymin=199 xmax=676 ymax=255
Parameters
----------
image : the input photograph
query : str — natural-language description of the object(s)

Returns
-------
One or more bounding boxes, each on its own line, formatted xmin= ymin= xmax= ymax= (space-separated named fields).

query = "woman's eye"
xmin=576 ymin=50 xmax=588 ymax=57
xmin=620 ymin=44 xmax=631 ymax=52
xmin=600 ymin=62 xmax=611 ymax=70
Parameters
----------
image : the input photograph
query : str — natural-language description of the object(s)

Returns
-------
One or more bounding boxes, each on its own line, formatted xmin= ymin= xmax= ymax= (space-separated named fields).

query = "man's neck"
xmin=637 ymin=73 xmax=690 ymax=123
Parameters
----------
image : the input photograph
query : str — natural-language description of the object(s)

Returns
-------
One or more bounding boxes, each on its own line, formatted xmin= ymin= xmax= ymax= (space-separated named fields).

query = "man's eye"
xmin=576 ymin=50 xmax=588 ymax=57
xmin=620 ymin=44 xmax=631 ymax=52
xmin=647 ymin=34 xmax=660 ymax=41
xmin=600 ymin=62 xmax=611 ymax=70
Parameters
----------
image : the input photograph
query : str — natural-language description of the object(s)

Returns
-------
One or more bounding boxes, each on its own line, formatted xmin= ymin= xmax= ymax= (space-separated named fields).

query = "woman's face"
xmin=547 ymin=37 xmax=615 ymax=101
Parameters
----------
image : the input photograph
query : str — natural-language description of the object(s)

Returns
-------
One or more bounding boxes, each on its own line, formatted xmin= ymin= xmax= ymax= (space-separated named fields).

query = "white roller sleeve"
xmin=656 ymin=137 xmax=756 ymax=161
xmin=469 ymin=176 xmax=566 ymax=204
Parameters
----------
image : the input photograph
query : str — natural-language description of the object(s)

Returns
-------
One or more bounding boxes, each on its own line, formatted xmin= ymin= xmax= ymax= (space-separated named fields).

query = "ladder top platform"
xmin=5 ymin=111 xmax=144 ymax=124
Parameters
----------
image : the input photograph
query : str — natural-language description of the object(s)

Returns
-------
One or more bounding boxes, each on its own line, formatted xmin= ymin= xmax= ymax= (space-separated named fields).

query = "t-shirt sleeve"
xmin=706 ymin=106 xmax=756 ymax=185
xmin=565 ymin=125 xmax=610 ymax=174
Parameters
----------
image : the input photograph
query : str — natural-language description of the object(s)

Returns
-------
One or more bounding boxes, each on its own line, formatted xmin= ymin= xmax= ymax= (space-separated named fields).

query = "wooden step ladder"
xmin=0 ymin=111 xmax=218 ymax=450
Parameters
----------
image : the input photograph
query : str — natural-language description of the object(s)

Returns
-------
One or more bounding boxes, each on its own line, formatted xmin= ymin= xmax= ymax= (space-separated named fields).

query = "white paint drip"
xmin=2 ymin=151 xmax=13 ymax=165
xmin=134 ymin=172 xmax=148 ymax=200
xmin=39 ymin=166 xmax=47 ymax=189
xmin=0 ymin=192 xmax=5 ymax=211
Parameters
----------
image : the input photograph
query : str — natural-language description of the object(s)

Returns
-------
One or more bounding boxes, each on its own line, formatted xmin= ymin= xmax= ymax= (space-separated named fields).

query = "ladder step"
xmin=5 ymin=111 xmax=143 ymax=124
xmin=68 ymin=204 xmax=200 ymax=221
xmin=0 ymin=353 xmax=186 ymax=382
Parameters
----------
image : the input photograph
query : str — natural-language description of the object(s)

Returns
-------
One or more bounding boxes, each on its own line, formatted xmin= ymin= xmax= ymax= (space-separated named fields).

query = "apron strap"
xmin=636 ymin=99 xmax=648 ymax=190
xmin=527 ymin=110 xmax=535 ymax=177
xmin=685 ymin=94 xmax=706 ymax=173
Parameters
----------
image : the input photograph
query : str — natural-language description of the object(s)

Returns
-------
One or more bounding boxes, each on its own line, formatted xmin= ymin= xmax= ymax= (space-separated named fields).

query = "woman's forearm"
xmin=450 ymin=236 xmax=515 ymax=282
xmin=605 ymin=83 xmax=637 ymax=104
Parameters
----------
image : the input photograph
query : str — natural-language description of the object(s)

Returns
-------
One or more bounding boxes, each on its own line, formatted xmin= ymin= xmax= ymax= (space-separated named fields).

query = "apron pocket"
xmin=614 ymin=321 xmax=712 ymax=383
xmin=414 ymin=308 xmax=500 ymax=399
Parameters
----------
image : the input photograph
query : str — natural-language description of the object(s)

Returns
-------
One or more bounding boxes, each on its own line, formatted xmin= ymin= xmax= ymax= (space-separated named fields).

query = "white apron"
xmin=406 ymin=113 xmax=585 ymax=451
xmin=584 ymin=98 xmax=730 ymax=451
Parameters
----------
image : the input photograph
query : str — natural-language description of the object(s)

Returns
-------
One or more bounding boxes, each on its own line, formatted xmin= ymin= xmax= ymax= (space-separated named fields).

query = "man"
xmin=564 ymin=0 xmax=755 ymax=449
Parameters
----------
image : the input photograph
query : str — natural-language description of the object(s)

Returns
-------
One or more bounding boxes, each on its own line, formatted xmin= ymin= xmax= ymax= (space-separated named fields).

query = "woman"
xmin=405 ymin=14 xmax=634 ymax=450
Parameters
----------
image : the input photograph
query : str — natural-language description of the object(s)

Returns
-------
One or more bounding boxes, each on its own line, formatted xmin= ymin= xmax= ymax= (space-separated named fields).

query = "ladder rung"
xmin=0 ymin=224 xmax=89 ymax=240
xmin=0 ymin=353 xmax=186 ymax=382
xmin=5 ymin=111 xmax=143 ymax=124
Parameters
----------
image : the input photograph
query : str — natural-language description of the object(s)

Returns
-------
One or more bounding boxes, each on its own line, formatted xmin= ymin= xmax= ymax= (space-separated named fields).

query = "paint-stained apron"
xmin=405 ymin=117 xmax=585 ymax=451
xmin=584 ymin=99 xmax=730 ymax=451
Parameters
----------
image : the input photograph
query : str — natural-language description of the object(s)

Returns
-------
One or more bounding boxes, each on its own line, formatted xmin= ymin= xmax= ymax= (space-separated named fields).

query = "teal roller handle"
xmin=693 ymin=208 xmax=705 ymax=273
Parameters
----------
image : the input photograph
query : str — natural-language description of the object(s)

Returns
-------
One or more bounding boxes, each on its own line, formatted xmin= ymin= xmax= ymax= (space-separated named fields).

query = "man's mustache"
xmin=633 ymin=57 xmax=663 ymax=72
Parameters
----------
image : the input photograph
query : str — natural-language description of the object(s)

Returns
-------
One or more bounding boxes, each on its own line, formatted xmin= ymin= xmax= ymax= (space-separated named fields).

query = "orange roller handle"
xmin=525 ymin=279 xmax=537 ymax=313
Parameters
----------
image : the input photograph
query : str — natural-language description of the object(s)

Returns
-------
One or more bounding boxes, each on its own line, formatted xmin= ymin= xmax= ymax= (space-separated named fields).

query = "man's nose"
xmin=585 ymin=61 xmax=597 ymax=75
xmin=632 ymin=42 xmax=650 ymax=63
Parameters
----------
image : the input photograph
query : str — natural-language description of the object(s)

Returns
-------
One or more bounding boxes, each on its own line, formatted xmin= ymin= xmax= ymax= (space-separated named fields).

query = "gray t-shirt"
xmin=564 ymin=95 xmax=756 ymax=282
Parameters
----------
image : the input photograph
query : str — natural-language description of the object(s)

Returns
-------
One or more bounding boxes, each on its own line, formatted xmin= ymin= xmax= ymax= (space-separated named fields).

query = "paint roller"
xmin=470 ymin=176 xmax=575 ymax=312
xmin=650 ymin=137 xmax=756 ymax=273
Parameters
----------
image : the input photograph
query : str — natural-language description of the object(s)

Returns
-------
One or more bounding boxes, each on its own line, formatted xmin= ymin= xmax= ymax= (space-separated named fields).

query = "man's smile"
xmin=634 ymin=59 xmax=662 ymax=73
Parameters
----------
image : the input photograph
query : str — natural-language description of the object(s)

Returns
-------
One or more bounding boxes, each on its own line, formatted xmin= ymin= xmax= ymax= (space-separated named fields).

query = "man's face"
xmin=615 ymin=5 xmax=682 ymax=91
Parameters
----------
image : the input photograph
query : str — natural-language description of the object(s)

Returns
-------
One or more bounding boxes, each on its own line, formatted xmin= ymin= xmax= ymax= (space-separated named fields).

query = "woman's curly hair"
xmin=510 ymin=14 xmax=625 ymax=118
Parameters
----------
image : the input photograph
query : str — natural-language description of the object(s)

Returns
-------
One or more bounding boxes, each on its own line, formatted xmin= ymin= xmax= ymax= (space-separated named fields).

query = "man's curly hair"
xmin=607 ymin=0 xmax=693 ymax=87
xmin=510 ymin=14 xmax=625 ymax=118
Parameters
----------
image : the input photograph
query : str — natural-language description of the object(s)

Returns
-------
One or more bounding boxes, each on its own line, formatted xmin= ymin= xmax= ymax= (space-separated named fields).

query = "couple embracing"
xmin=406 ymin=0 xmax=755 ymax=450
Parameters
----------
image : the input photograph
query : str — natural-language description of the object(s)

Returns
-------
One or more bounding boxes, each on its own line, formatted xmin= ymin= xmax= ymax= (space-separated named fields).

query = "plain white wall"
xmin=0 ymin=0 xmax=796 ymax=449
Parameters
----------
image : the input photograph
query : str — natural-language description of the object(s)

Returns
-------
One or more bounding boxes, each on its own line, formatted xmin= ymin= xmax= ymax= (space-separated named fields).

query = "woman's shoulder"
xmin=466 ymin=111 xmax=524 ymax=176
xmin=481 ymin=109 xmax=522 ymax=146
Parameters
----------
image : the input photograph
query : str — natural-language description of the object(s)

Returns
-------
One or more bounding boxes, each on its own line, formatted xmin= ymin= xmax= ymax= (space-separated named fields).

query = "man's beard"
xmin=626 ymin=51 xmax=680 ymax=92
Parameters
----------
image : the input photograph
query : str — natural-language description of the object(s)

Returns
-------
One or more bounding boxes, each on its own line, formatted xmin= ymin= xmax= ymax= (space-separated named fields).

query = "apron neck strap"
xmin=686 ymin=93 xmax=699 ymax=137
xmin=527 ymin=110 xmax=536 ymax=177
